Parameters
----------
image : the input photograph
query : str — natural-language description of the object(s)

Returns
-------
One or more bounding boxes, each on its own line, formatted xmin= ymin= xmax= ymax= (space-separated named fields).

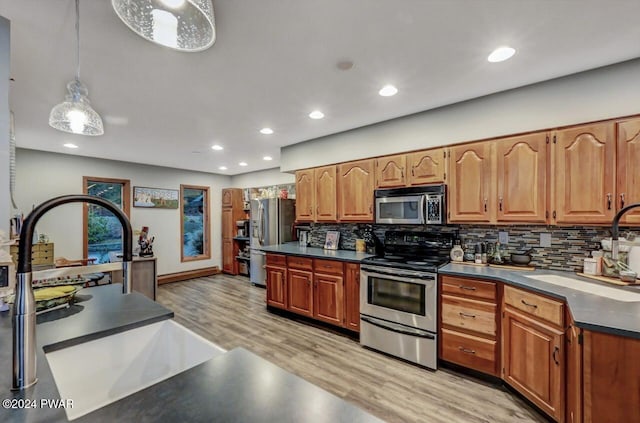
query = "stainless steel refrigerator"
xmin=250 ymin=198 xmax=295 ymax=286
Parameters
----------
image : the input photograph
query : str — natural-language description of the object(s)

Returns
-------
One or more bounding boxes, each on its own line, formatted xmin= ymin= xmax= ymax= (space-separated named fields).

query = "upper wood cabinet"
xmin=495 ymin=133 xmax=548 ymax=223
xmin=222 ymin=188 xmax=242 ymax=209
xmin=407 ymin=148 xmax=446 ymax=185
xmin=552 ymin=122 xmax=616 ymax=224
xmin=617 ymin=117 xmax=640 ymax=224
xmin=375 ymin=154 xmax=406 ymax=188
xmin=337 ymin=159 xmax=375 ymax=222
xmin=449 ymin=143 xmax=494 ymax=222
xmin=295 ymin=169 xmax=315 ymax=222
xmin=315 ymin=166 xmax=337 ymax=221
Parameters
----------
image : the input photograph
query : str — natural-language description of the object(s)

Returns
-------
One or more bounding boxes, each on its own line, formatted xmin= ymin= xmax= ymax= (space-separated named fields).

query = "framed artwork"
xmin=324 ymin=231 xmax=340 ymax=250
xmin=133 ymin=186 xmax=179 ymax=209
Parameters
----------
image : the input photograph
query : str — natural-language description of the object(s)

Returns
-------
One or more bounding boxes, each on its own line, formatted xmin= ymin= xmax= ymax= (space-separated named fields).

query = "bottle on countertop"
xmin=481 ymin=242 xmax=488 ymax=264
xmin=450 ymin=239 xmax=464 ymax=262
xmin=474 ymin=243 xmax=483 ymax=264
xmin=492 ymin=242 xmax=504 ymax=264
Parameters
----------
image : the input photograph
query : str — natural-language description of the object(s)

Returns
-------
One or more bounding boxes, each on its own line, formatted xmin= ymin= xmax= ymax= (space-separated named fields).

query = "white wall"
xmin=281 ymin=59 xmax=640 ymax=172
xmin=230 ymin=167 xmax=294 ymax=188
xmin=0 ymin=17 xmax=9 ymax=235
xmin=15 ymin=149 xmax=231 ymax=275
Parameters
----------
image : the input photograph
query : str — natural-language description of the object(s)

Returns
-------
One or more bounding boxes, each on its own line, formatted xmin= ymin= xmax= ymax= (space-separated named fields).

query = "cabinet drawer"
xmin=32 ymin=256 xmax=53 ymax=265
xmin=441 ymin=276 xmax=496 ymax=301
xmin=287 ymin=256 xmax=313 ymax=270
xmin=504 ymin=285 xmax=563 ymax=327
xmin=442 ymin=295 xmax=497 ymax=337
xmin=441 ymin=328 xmax=497 ymax=376
xmin=33 ymin=243 xmax=54 ymax=253
xmin=266 ymin=254 xmax=287 ymax=267
xmin=313 ymin=259 xmax=343 ymax=275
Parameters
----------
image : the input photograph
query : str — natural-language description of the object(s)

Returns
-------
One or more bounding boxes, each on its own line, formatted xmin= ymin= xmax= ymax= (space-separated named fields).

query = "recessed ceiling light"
xmin=260 ymin=127 xmax=274 ymax=135
xmin=487 ymin=46 xmax=516 ymax=63
xmin=239 ymin=161 xmax=248 ymax=166
xmin=263 ymin=156 xmax=273 ymax=161
xmin=378 ymin=85 xmax=398 ymax=97
xmin=159 ymin=0 xmax=185 ymax=8
xmin=218 ymin=166 xmax=227 ymax=170
xmin=211 ymin=144 xmax=223 ymax=151
xmin=63 ymin=143 xmax=78 ymax=149
xmin=308 ymin=110 xmax=325 ymax=119
xmin=336 ymin=60 xmax=354 ymax=71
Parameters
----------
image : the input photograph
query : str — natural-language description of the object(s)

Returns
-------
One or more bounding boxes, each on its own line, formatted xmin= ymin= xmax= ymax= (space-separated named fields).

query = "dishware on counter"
xmin=510 ymin=248 xmax=535 ymax=266
xmin=449 ymin=239 xmax=464 ymax=262
xmin=355 ymin=238 xmax=366 ymax=252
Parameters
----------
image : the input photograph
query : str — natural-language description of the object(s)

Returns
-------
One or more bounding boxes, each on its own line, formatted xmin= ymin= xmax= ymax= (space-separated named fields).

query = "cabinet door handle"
xmin=459 ymin=347 xmax=476 ymax=355
xmin=499 ymin=197 xmax=503 ymax=212
xmin=316 ymin=206 xmax=319 ymax=215
xmin=459 ymin=312 xmax=476 ymax=319
xmin=606 ymin=193 xmax=612 ymax=210
xmin=369 ymin=204 xmax=373 ymax=214
xmin=400 ymin=169 xmax=404 ymax=179
xmin=521 ymin=299 xmax=538 ymax=308
xmin=411 ymin=167 xmax=415 ymax=177
xmin=621 ymin=193 xmax=625 ymax=208
xmin=458 ymin=285 xmax=477 ymax=291
xmin=552 ymin=346 xmax=560 ymax=365
xmin=484 ymin=198 xmax=488 ymax=212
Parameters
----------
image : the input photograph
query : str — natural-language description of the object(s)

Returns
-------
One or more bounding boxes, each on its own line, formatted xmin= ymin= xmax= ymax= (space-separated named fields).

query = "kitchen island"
xmin=0 ymin=284 xmax=382 ymax=422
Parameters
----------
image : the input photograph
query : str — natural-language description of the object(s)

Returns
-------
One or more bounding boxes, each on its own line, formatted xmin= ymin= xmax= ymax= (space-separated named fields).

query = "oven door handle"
xmin=361 ymin=316 xmax=435 ymax=339
xmin=361 ymin=267 xmax=435 ymax=281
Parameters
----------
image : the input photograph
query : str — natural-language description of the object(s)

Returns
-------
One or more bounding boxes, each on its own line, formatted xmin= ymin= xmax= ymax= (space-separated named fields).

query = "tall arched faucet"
xmin=12 ymin=195 xmax=133 ymax=390
xmin=611 ymin=202 xmax=640 ymax=260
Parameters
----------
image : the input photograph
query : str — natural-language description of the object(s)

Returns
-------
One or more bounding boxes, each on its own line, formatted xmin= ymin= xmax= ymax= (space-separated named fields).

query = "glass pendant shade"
xmin=112 ymin=0 xmax=216 ymax=52
xmin=49 ymin=79 xmax=104 ymax=136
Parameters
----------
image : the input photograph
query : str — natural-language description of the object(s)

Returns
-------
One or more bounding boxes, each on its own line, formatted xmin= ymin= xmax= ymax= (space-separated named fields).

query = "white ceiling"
xmin=2 ymin=0 xmax=640 ymax=175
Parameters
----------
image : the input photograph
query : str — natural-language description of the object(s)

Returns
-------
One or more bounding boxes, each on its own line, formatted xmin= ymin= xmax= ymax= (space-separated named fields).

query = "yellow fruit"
xmin=34 ymin=288 xmax=66 ymax=301
xmin=56 ymin=285 xmax=76 ymax=293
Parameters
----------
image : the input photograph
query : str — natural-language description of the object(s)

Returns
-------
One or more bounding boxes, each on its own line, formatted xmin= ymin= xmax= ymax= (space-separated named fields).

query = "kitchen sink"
xmin=45 ymin=319 xmax=226 ymax=420
xmin=525 ymin=274 xmax=640 ymax=302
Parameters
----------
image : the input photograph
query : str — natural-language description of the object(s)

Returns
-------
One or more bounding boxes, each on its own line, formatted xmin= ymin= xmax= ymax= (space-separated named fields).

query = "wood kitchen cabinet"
xmin=313 ymin=271 xmax=344 ymax=326
xmin=407 ymin=148 xmax=447 ymax=185
xmin=552 ymin=122 xmax=616 ymax=224
xmin=221 ymin=188 xmax=244 ymax=275
xmin=343 ymin=262 xmax=360 ymax=332
xmin=495 ymin=132 xmax=549 ymax=223
xmin=375 ymin=154 xmax=407 ymax=188
xmin=616 ymin=117 xmax=640 ymax=224
xmin=448 ymin=142 xmax=494 ymax=222
xmin=337 ymin=159 xmax=375 ymax=221
xmin=287 ymin=268 xmax=314 ymax=317
xmin=315 ymin=165 xmax=337 ymax=221
xmin=266 ymin=254 xmax=287 ymax=309
xmin=439 ymin=275 xmax=499 ymax=376
xmin=582 ymin=330 xmax=640 ymax=423
xmin=565 ymin=313 xmax=582 ymax=423
xmin=295 ymin=169 xmax=315 ymax=222
xmin=502 ymin=286 xmax=565 ymax=422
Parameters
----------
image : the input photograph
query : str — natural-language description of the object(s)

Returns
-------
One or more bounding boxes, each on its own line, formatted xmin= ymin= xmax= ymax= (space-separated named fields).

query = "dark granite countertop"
xmin=259 ymin=244 xmax=375 ymax=262
xmin=440 ymin=264 xmax=640 ymax=339
xmin=1 ymin=284 xmax=382 ymax=422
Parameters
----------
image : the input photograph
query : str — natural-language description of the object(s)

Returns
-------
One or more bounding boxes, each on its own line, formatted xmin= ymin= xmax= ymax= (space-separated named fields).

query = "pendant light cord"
xmin=75 ymin=0 xmax=80 ymax=81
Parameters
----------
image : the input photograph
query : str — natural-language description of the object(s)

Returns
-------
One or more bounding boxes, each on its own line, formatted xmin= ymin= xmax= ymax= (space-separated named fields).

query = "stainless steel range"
xmin=360 ymin=231 xmax=453 ymax=369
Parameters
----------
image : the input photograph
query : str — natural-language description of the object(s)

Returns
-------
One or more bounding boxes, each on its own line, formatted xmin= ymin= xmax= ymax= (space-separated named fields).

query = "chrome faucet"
xmin=611 ymin=202 xmax=640 ymax=260
xmin=12 ymin=195 xmax=133 ymax=390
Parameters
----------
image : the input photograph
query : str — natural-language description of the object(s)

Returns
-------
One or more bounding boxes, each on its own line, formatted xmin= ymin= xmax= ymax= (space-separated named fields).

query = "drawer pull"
xmin=521 ymin=299 xmax=538 ymax=308
xmin=458 ymin=285 xmax=476 ymax=291
xmin=552 ymin=346 xmax=560 ymax=365
xmin=458 ymin=347 xmax=476 ymax=355
xmin=459 ymin=312 xmax=476 ymax=319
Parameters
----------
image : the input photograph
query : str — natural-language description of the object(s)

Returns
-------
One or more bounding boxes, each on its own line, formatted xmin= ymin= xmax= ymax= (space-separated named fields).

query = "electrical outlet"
xmin=498 ymin=231 xmax=509 ymax=244
xmin=540 ymin=233 xmax=552 ymax=248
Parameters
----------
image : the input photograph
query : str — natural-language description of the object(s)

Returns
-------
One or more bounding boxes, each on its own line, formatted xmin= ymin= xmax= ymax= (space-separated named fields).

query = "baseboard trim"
xmin=158 ymin=267 xmax=221 ymax=284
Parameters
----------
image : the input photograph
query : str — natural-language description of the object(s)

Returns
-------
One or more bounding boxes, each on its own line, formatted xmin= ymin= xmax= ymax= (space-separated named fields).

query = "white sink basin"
xmin=525 ymin=274 xmax=640 ymax=302
xmin=45 ymin=319 xmax=225 ymax=420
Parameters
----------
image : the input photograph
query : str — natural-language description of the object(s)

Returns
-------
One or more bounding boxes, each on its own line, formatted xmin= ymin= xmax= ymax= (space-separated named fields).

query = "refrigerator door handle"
xmin=258 ymin=202 xmax=264 ymax=246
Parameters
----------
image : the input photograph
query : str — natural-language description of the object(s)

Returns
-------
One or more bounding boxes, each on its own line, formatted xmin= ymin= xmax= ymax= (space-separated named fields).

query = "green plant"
xmin=88 ymin=214 xmax=110 ymax=243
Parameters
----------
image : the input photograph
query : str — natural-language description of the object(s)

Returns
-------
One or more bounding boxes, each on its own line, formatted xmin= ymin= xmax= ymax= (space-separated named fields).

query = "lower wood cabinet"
xmin=287 ymin=268 xmax=313 ymax=317
xmin=441 ymin=328 xmax=497 ymax=375
xmin=502 ymin=307 xmax=565 ymax=422
xmin=565 ymin=313 xmax=582 ymax=423
xmin=266 ymin=259 xmax=287 ymax=309
xmin=265 ymin=254 xmax=359 ymax=332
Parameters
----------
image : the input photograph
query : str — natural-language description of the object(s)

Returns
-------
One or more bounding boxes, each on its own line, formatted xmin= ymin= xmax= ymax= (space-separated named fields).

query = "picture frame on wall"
xmin=324 ymin=231 xmax=340 ymax=250
xmin=133 ymin=186 xmax=179 ymax=209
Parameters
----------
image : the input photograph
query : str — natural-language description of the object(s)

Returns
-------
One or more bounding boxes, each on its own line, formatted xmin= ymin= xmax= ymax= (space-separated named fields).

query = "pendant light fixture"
xmin=112 ymin=0 xmax=215 ymax=52
xmin=49 ymin=0 xmax=104 ymax=136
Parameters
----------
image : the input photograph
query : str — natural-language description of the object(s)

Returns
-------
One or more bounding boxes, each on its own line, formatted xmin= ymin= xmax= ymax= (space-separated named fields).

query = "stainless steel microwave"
xmin=374 ymin=185 xmax=446 ymax=225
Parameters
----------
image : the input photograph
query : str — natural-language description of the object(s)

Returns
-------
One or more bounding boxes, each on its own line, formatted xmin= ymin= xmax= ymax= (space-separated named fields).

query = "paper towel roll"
xmin=628 ymin=246 xmax=640 ymax=275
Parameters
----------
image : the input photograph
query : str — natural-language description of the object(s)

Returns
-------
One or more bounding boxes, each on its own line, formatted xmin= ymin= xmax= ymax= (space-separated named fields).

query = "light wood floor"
xmin=157 ymin=274 xmax=548 ymax=423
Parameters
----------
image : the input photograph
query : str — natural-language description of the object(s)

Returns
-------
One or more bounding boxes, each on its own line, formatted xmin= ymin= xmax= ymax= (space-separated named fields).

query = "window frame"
xmin=180 ymin=184 xmax=211 ymax=262
xmin=82 ymin=176 xmax=131 ymax=259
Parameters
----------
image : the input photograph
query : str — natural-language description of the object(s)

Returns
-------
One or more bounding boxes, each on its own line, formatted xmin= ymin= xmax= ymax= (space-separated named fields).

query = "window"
xmin=83 ymin=177 xmax=131 ymax=264
xmin=181 ymin=184 xmax=210 ymax=262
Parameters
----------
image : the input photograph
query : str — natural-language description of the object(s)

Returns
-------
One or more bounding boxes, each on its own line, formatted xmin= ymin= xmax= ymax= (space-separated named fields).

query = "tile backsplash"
xmin=307 ymin=223 xmax=638 ymax=272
